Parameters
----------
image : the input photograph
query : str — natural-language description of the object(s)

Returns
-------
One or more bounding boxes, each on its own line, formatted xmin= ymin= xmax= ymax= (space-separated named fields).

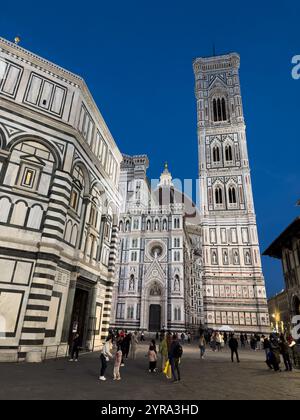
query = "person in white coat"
xmin=130 ymin=331 xmax=139 ymax=360
xmin=99 ymin=336 xmax=113 ymax=381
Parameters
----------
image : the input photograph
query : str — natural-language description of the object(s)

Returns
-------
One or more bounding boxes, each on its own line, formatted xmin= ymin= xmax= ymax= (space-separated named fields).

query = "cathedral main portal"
xmin=149 ymin=305 xmax=161 ymax=332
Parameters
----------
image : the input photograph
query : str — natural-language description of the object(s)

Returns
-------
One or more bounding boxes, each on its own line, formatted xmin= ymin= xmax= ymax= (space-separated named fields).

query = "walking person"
xmin=140 ymin=330 xmax=145 ymax=342
xmin=240 ymin=333 xmax=245 ymax=349
xmin=99 ymin=336 xmax=113 ymax=381
xmin=150 ymin=339 xmax=157 ymax=354
xmin=159 ymin=334 xmax=168 ymax=371
xmin=215 ymin=332 xmax=222 ymax=352
xmin=199 ymin=334 xmax=206 ymax=359
xmin=69 ymin=333 xmax=80 ymax=362
xmin=113 ymin=346 xmax=123 ymax=381
xmin=223 ymin=332 xmax=228 ymax=347
xmin=279 ymin=334 xmax=293 ymax=372
xmin=263 ymin=335 xmax=270 ymax=358
xmin=267 ymin=334 xmax=281 ymax=372
xmin=148 ymin=345 xmax=157 ymax=373
xmin=229 ymin=334 xmax=240 ymax=363
xmin=123 ymin=333 xmax=131 ymax=359
xmin=168 ymin=334 xmax=183 ymax=383
xmin=130 ymin=331 xmax=139 ymax=360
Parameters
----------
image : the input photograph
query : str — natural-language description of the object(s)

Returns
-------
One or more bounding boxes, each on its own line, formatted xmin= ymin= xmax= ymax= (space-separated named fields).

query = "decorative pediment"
xmin=144 ymin=258 xmax=166 ymax=287
xmin=209 ymin=74 xmax=227 ymax=89
xmin=1 ymin=123 xmax=24 ymax=139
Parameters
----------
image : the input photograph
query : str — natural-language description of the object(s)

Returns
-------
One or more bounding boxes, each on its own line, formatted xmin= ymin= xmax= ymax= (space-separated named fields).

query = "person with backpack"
xmin=168 ymin=334 xmax=183 ymax=383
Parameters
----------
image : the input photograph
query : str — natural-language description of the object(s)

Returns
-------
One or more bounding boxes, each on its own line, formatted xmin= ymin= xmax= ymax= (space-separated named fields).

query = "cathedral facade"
xmin=110 ymin=156 xmax=203 ymax=332
xmin=112 ymin=53 xmax=269 ymax=334
xmin=0 ymin=38 xmax=122 ymax=361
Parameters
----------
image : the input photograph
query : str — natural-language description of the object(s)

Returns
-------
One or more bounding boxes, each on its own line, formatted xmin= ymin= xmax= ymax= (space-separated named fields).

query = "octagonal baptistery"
xmin=0 ymin=37 xmax=122 ymax=361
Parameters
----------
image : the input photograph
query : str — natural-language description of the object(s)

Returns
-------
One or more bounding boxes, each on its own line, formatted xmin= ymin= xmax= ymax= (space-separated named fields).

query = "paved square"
xmin=0 ymin=343 xmax=299 ymax=400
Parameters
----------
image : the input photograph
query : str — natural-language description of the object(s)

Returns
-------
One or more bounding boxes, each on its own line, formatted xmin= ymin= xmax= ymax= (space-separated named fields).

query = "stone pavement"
xmin=0 ymin=342 xmax=299 ymax=400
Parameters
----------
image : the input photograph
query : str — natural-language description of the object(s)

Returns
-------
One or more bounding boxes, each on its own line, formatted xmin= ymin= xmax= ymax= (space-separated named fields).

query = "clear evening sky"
xmin=1 ymin=0 xmax=299 ymax=297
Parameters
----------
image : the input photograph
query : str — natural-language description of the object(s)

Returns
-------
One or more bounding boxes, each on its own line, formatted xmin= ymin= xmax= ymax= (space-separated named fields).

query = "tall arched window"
xmin=213 ymin=97 xmax=228 ymax=122
xmin=215 ymin=187 xmax=223 ymax=204
xmin=225 ymin=145 xmax=233 ymax=161
xmin=228 ymin=187 xmax=237 ymax=204
xmin=213 ymin=146 xmax=221 ymax=163
xmin=213 ymin=99 xmax=218 ymax=122
xmin=222 ymin=98 xmax=227 ymax=120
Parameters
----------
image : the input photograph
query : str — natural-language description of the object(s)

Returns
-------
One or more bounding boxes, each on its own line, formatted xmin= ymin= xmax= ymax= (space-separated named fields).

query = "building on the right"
xmin=263 ymin=215 xmax=300 ymax=324
xmin=267 ymin=290 xmax=290 ymax=334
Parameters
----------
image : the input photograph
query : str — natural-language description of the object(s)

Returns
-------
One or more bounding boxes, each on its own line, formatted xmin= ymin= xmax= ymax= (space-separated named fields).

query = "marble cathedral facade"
xmin=110 ymin=157 xmax=203 ymax=332
xmin=112 ymin=53 xmax=269 ymax=334
xmin=0 ymin=37 xmax=269 ymax=362
xmin=0 ymin=38 xmax=122 ymax=361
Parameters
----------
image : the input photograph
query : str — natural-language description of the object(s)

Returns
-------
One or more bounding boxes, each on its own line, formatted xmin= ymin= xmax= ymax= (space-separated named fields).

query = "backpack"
xmin=174 ymin=343 xmax=183 ymax=358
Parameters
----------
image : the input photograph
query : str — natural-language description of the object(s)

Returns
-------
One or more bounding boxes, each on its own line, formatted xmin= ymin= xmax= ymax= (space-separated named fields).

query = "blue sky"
xmin=1 ymin=0 xmax=299 ymax=297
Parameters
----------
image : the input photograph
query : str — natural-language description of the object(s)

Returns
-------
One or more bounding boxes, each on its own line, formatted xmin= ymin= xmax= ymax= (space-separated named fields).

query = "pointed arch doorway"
xmin=149 ymin=305 xmax=161 ymax=332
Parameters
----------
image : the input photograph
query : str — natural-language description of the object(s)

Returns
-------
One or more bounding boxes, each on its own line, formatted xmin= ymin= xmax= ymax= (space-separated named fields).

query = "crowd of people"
xmin=97 ymin=329 xmax=184 ymax=383
xmin=69 ymin=328 xmax=298 ymax=381
xmin=198 ymin=329 xmax=297 ymax=371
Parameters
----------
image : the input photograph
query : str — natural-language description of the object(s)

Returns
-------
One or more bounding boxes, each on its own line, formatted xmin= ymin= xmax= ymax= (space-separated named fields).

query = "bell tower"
xmin=193 ymin=53 xmax=269 ymax=332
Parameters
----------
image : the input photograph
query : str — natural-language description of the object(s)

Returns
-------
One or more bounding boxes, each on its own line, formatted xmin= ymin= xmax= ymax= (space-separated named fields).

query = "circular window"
xmin=150 ymin=244 xmax=163 ymax=259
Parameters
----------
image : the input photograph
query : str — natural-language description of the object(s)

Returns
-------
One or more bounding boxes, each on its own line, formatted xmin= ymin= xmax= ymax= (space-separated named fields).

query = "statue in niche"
xmin=174 ymin=275 xmax=180 ymax=292
xmin=223 ymin=251 xmax=229 ymax=265
xmin=150 ymin=282 xmax=161 ymax=296
xmin=129 ymin=275 xmax=135 ymax=291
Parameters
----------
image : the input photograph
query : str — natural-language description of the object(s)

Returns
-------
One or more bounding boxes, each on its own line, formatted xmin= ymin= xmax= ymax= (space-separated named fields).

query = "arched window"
xmin=215 ymin=187 xmax=223 ymax=204
xmin=119 ymin=221 xmax=124 ymax=232
xmin=213 ymin=97 xmax=228 ymax=122
xmin=225 ymin=145 xmax=233 ymax=161
xmin=213 ymin=99 xmax=218 ymax=122
xmin=222 ymin=98 xmax=227 ymax=121
xmin=213 ymin=146 xmax=221 ymax=162
xmin=228 ymin=187 xmax=237 ymax=204
xmin=125 ymin=220 xmax=130 ymax=232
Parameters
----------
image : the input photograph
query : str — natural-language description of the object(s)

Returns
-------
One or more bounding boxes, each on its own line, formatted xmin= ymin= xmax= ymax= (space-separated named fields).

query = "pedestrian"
xmin=99 ymin=336 xmax=113 ymax=381
xmin=140 ymin=330 xmax=145 ymax=342
xmin=123 ymin=332 xmax=131 ymax=359
xmin=159 ymin=334 xmax=168 ymax=372
xmin=188 ymin=332 xmax=191 ymax=344
xmin=149 ymin=339 xmax=157 ymax=358
xmin=229 ymin=334 xmax=240 ymax=363
xmin=156 ymin=331 xmax=159 ymax=341
xmin=263 ymin=335 xmax=270 ymax=358
xmin=215 ymin=332 xmax=222 ymax=352
xmin=279 ymin=334 xmax=293 ymax=372
xmin=113 ymin=346 xmax=123 ymax=381
xmin=69 ymin=333 xmax=80 ymax=362
xmin=210 ymin=333 xmax=217 ymax=352
xmin=199 ymin=334 xmax=206 ymax=359
xmin=181 ymin=332 xmax=185 ymax=344
xmin=223 ymin=332 xmax=228 ymax=347
xmin=168 ymin=334 xmax=183 ymax=383
xmin=130 ymin=331 xmax=139 ymax=360
xmin=240 ymin=333 xmax=245 ymax=349
xmin=148 ymin=345 xmax=157 ymax=373
xmin=266 ymin=334 xmax=281 ymax=372
xmin=250 ymin=335 xmax=257 ymax=351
